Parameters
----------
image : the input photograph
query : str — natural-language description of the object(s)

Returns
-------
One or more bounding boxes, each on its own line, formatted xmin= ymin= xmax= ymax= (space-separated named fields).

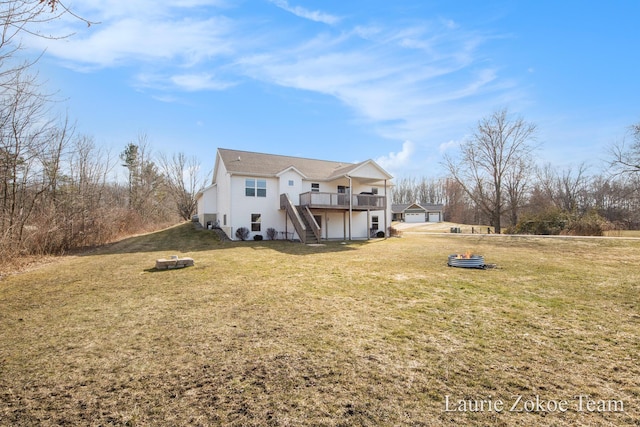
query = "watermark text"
xmin=444 ymin=395 xmax=624 ymax=414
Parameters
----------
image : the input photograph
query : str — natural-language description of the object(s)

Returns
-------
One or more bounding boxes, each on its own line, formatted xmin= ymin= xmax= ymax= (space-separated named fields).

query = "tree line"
xmin=0 ymin=1 xmax=206 ymax=260
xmin=394 ymin=109 xmax=640 ymax=235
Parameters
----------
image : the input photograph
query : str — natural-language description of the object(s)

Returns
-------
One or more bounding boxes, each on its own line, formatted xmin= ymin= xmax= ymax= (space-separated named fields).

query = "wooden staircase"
xmin=296 ymin=206 xmax=321 ymax=244
xmin=280 ymin=194 xmax=321 ymax=244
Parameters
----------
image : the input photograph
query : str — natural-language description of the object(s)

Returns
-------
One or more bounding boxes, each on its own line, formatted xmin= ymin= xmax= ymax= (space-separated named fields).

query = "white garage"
xmin=392 ymin=203 xmax=444 ymax=223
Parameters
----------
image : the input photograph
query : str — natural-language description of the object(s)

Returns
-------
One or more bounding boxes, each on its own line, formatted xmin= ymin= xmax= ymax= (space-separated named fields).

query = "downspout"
xmin=228 ymin=172 xmax=233 ymax=239
xmin=347 ymin=175 xmax=352 ymax=240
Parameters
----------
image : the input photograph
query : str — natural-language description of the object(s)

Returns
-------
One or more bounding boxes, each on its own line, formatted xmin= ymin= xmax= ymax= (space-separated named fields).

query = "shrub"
xmin=266 ymin=228 xmax=277 ymax=240
xmin=564 ymin=211 xmax=613 ymax=236
xmin=253 ymin=234 xmax=263 ymax=241
xmin=235 ymin=227 xmax=250 ymax=241
xmin=514 ymin=209 xmax=569 ymax=235
xmin=388 ymin=225 xmax=403 ymax=237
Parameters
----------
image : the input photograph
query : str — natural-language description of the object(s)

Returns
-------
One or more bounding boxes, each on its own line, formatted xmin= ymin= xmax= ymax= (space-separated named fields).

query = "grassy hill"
xmin=1 ymin=223 xmax=638 ymax=426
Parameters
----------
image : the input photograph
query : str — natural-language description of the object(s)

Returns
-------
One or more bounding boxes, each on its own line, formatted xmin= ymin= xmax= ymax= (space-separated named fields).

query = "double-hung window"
xmin=372 ymin=215 xmax=379 ymax=231
xmin=245 ymin=178 xmax=267 ymax=197
xmin=251 ymin=214 xmax=261 ymax=231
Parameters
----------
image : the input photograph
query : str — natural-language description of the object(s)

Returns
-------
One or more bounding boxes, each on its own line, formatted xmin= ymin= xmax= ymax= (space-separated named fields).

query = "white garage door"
xmin=405 ymin=212 xmax=425 ymax=223
xmin=428 ymin=212 xmax=440 ymax=222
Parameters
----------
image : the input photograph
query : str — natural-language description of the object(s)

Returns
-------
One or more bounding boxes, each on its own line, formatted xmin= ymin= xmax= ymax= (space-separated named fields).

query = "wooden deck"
xmin=298 ymin=191 xmax=385 ymax=211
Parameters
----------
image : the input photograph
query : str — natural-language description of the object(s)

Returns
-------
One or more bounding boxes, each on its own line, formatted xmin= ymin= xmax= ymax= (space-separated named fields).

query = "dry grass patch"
xmin=1 ymin=224 xmax=639 ymax=426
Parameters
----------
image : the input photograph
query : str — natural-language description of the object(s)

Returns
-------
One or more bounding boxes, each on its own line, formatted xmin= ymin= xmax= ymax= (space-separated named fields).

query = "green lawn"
xmin=1 ymin=224 xmax=638 ymax=426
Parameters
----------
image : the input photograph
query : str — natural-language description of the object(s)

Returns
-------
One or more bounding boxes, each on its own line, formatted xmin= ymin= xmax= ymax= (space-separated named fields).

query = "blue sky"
xmin=22 ymin=0 xmax=640 ymax=179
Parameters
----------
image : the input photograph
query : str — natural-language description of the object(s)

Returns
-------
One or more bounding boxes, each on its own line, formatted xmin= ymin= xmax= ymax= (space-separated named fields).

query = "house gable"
xmin=277 ymin=167 xmax=305 ymax=199
xmin=276 ymin=166 xmax=307 ymax=179
xmin=404 ymin=203 xmax=426 ymax=213
xmin=342 ymin=160 xmax=393 ymax=182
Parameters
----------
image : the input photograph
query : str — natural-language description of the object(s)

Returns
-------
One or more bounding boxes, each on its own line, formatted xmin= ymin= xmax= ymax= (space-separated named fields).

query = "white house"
xmin=196 ymin=148 xmax=394 ymax=242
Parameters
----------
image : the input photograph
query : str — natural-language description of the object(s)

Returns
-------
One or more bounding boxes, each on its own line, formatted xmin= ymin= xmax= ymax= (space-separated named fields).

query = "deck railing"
xmin=299 ymin=191 xmax=385 ymax=210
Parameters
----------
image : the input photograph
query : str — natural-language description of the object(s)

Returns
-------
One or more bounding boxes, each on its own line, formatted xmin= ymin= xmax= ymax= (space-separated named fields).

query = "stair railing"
xmin=300 ymin=205 xmax=321 ymax=243
xmin=280 ymin=193 xmax=307 ymax=243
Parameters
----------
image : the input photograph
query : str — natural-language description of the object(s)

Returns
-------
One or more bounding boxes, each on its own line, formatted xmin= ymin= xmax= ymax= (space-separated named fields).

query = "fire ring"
xmin=448 ymin=254 xmax=485 ymax=269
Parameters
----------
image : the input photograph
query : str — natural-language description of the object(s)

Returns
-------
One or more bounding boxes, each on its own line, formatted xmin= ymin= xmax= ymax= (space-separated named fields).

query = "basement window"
xmin=251 ymin=213 xmax=261 ymax=232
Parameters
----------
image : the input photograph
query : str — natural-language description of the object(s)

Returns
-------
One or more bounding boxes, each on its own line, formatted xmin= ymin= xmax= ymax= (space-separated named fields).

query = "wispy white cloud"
xmin=268 ymin=0 xmax=341 ymax=25
xmin=238 ymin=22 xmax=505 ymax=144
xmin=136 ymin=71 xmax=236 ymax=92
xmin=32 ymin=16 xmax=234 ymax=70
xmin=170 ymin=73 xmax=237 ymax=91
xmin=63 ymin=0 xmax=228 ymax=21
xmin=26 ymin=2 xmax=521 ymax=154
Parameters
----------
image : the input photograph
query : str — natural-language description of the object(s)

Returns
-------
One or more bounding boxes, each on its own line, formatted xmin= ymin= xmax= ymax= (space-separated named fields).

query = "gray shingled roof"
xmin=392 ymin=203 xmax=444 ymax=213
xmin=218 ymin=148 xmax=364 ymax=180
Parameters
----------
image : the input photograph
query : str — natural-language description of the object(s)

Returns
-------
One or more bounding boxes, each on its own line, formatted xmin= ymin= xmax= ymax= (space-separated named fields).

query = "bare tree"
xmin=392 ymin=177 xmax=415 ymax=204
xmin=444 ymin=108 xmax=537 ymax=233
xmin=0 ymin=0 xmax=94 ymax=255
xmin=556 ymin=163 xmax=590 ymax=214
xmin=392 ymin=176 xmax=447 ymax=205
xmin=0 ymin=68 xmax=55 ymax=248
xmin=441 ymin=178 xmax=477 ymax=224
xmin=609 ymin=122 xmax=640 ymax=175
xmin=1 ymin=1 xmax=94 ymax=89
xmin=589 ymin=173 xmax=640 ymax=228
xmin=158 ymin=152 xmax=205 ymax=221
xmin=504 ymin=156 xmax=533 ymax=227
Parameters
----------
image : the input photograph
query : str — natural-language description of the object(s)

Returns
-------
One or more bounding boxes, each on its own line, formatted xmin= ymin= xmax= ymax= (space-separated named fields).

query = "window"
xmin=311 ymin=183 xmax=320 ymax=192
xmin=223 ymin=214 xmax=227 ymax=226
xmin=245 ymin=178 xmax=267 ymax=197
xmin=288 ymin=180 xmax=294 ymax=186
xmin=251 ymin=213 xmax=261 ymax=232
xmin=371 ymin=187 xmax=379 ymax=195
xmin=245 ymin=179 xmax=255 ymax=196
xmin=372 ymin=215 xmax=379 ymax=231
